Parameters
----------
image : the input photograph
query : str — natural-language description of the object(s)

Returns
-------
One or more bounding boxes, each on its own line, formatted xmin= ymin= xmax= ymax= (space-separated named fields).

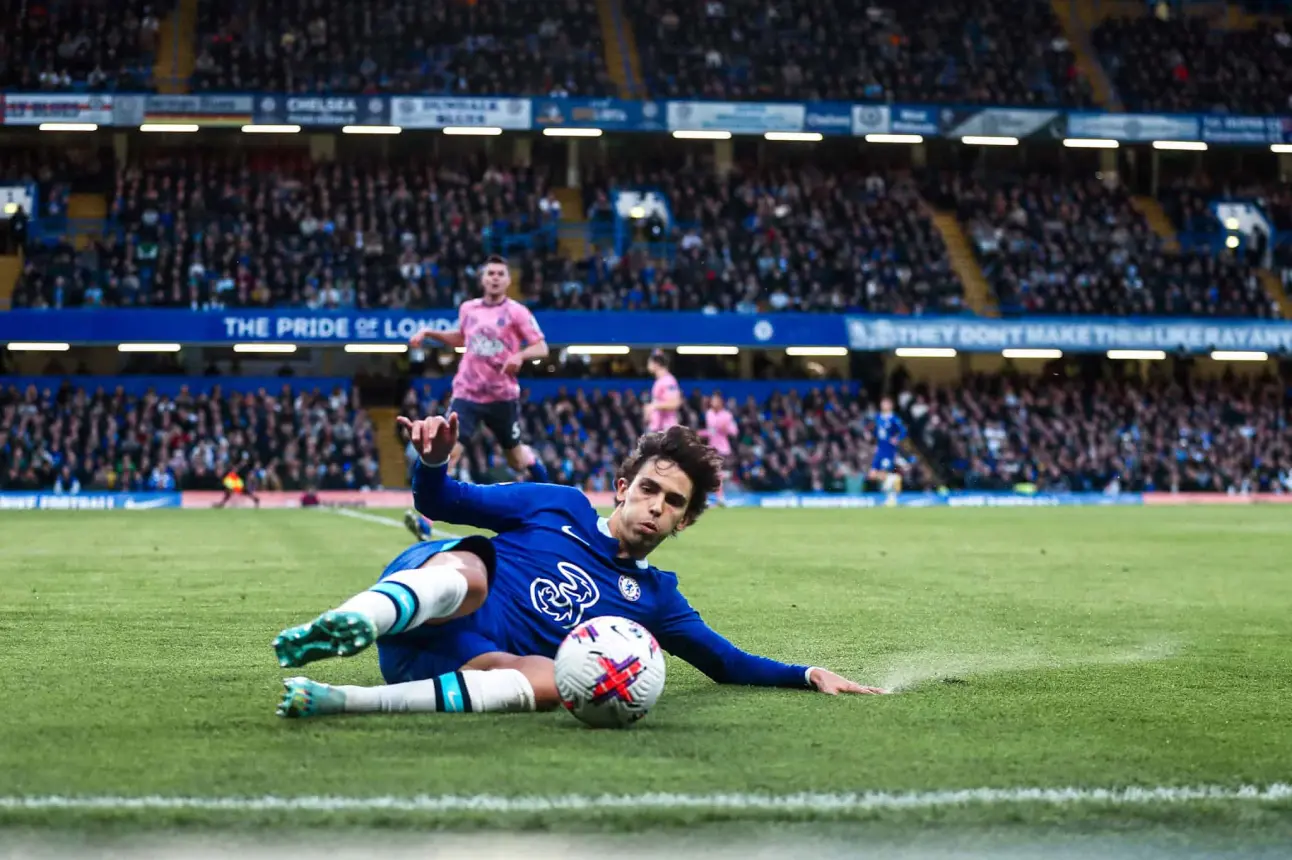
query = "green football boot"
xmin=277 ymin=677 xmax=347 ymax=719
xmin=272 ymin=610 xmax=378 ymax=669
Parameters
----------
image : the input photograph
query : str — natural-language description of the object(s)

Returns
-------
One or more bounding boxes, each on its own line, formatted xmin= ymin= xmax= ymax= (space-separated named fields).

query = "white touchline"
xmin=326 ymin=507 xmax=466 ymax=540
xmin=2 ymin=785 xmax=1291 ymax=814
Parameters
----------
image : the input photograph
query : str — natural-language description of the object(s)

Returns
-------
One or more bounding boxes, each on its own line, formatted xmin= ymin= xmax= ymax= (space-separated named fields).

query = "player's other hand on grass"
xmin=809 ymin=668 xmax=888 ymax=695
xmin=398 ymin=412 xmax=459 ymax=465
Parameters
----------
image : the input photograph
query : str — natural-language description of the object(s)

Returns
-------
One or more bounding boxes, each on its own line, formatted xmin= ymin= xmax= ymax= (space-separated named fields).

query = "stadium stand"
xmin=926 ymin=170 xmax=1282 ymax=319
xmin=0 ymin=0 xmax=160 ymax=91
xmin=629 ymin=0 xmax=1094 ymax=106
xmin=13 ymin=151 xmax=560 ymax=310
xmin=393 ymin=372 xmax=1291 ymax=496
xmin=912 ymin=371 xmax=1292 ymax=494
xmin=1092 ymin=14 xmax=1292 ymax=115
xmin=12 ymin=157 xmax=964 ymax=315
xmin=0 ymin=381 xmax=380 ymax=492
xmin=403 ymin=383 xmax=935 ymax=493
xmin=563 ymin=165 xmax=966 ymax=314
xmin=191 ymin=0 xmax=614 ymax=96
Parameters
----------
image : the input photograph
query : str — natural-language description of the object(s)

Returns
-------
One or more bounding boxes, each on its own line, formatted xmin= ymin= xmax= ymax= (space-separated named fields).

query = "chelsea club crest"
xmin=618 ymin=575 xmax=641 ymax=602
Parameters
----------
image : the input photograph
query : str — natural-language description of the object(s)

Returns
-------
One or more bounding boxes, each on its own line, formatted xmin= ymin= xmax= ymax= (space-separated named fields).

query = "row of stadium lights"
xmin=32 ymin=123 xmax=1292 ymax=151
xmin=2 ymin=342 xmax=1273 ymax=361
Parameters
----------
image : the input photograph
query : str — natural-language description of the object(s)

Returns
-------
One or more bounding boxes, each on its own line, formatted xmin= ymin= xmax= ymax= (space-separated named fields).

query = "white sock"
xmin=338 ymin=669 xmax=536 ymax=714
xmin=337 ymin=561 xmax=470 ymax=636
xmin=881 ymin=473 xmax=899 ymax=493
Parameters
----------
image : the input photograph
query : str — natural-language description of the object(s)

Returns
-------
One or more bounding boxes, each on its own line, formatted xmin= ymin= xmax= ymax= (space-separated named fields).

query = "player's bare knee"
xmin=425 ymin=549 xmax=490 ymax=616
xmin=504 ymin=445 xmax=530 ymax=470
xmin=512 ymin=655 xmax=560 ymax=711
xmin=468 ymin=653 xmax=560 ymax=711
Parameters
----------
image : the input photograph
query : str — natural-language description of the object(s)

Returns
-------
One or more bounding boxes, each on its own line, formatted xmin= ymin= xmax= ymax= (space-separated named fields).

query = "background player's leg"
xmin=277 ymin=654 xmax=557 ymax=718
xmin=495 ymin=401 xmax=549 ymax=482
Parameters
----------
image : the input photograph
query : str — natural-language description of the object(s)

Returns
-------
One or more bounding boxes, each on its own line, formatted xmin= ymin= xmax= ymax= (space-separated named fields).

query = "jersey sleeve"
xmin=652 ymin=582 xmax=811 ymax=689
xmin=513 ymin=304 xmax=544 ymax=347
xmin=412 ymin=459 xmax=548 ymax=532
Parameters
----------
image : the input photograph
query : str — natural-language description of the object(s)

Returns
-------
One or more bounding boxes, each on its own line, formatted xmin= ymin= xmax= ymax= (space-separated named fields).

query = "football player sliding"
xmin=273 ymin=417 xmax=885 ymax=718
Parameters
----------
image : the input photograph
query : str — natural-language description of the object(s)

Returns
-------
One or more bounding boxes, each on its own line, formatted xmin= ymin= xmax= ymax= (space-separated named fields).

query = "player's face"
xmin=615 ymin=457 xmax=694 ymax=555
xmin=880 ymin=398 xmax=893 ymax=415
xmin=480 ymin=263 xmax=510 ymax=300
xmin=710 ymin=394 xmax=724 ymax=410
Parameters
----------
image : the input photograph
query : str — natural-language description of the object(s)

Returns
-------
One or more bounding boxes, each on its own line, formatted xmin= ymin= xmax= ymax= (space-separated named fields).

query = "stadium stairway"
xmin=930 ymin=210 xmax=998 ymax=317
xmin=1257 ymin=269 xmax=1292 ymax=319
xmin=370 ymin=407 xmax=411 ymax=489
xmin=1131 ymin=196 xmax=1181 ymax=252
xmin=0 ymin=250 xmax=21 ymax=310
xmin=1050 ymin=0 xmax=1120 ymax=109
xmin=554 ymin=188 xmax=590 ymax=260
xmin=154 ymin=0 xmax=197 ymax=94
xmin=596 ymin=0 xmax=644 ymax=99
xmin=67 ymin=194 xmax=108 ymax=250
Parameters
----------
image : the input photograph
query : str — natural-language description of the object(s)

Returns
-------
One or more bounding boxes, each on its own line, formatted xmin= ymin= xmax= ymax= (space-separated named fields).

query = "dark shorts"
xmin=450 ymin=398 xmax=522 ymax=450
xmin=375 ymin=535 xmax=501 ymax=684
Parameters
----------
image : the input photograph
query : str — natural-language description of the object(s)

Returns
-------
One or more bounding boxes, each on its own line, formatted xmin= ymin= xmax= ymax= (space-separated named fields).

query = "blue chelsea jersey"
xmin=411 ymin=461 xmax=811 ymax=689
xmin=874 ymin=413 xmax=906 ymax=452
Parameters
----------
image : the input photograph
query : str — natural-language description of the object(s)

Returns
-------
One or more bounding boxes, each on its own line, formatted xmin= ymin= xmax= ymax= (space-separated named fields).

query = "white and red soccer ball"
xmin=554 ymin=616 xmax=666 ymax=728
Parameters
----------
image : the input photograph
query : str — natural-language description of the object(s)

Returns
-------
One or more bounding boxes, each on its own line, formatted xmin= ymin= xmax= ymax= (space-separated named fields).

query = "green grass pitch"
xmin=2 ymin=506 xmax=1291 ymax=838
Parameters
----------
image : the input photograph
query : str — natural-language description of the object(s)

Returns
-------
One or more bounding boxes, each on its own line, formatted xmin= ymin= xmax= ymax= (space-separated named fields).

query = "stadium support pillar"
xmin=310 ymin=135 xmax=335 ymax=163
xmin=1280 ymin=155 xmax=1292 ymax=182
xmin=714 ymin=140 xmax=733 ymax=178
xmin=113 ymin=133 xmax=129 ymax=169
xmin=1100 ymin=149 xmax=1117 ymax=176
xmin=566 ymin=139 xmax=581 ymax=188
xmin=513 ymin=136 xmax=532 ymax=168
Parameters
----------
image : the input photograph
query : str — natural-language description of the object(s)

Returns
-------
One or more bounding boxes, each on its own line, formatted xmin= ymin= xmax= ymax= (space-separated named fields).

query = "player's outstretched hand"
xmin=397 ymin=412 xmax=459 ymax=464
xmin=809 ymin=668 xmax=888 ymax=695
xmin=409 ymin=328 xmax=442 ymax=348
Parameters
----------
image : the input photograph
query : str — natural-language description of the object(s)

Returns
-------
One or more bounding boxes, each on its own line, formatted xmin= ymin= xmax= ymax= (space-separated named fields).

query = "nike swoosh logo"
xmin=560 ymin=525 xmax=591 ymax=547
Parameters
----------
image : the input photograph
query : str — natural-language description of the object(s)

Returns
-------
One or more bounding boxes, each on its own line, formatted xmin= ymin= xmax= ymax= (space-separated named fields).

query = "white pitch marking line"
xmin=325 ymin=506 xmax=465 ymax=539
xmin=2 ymin=785 xmax=1291 ymax=814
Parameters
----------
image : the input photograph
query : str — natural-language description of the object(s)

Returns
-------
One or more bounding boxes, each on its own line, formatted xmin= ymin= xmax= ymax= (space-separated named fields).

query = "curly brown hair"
xmin=615 ymin=425 xmax=724 ymax=524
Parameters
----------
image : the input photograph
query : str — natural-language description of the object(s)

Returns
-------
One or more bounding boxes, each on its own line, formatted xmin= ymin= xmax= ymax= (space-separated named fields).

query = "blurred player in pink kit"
xmin=644 ymin=350 xmax=682 ymax=432
xmin=404 ymin=256 xmax=550 ymax=541
xmin=701 ymin=393 xmax=738 ymax=506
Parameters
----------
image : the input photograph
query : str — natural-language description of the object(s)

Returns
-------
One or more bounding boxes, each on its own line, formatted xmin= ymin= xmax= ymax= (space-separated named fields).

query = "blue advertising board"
xmin=1 ymin=90 xmax=1290 ymax=146
xmin=845 ymin=316 xmax=1292 ymax=355
xmin=4 ymin=310 xmax=1292 ymax=354
xmin=252 ymin=94 xmax=390 ymax=127
xmin=0 ymin=492 xmax=181 ymax=510
xmin=532 ymin=97 xmax=665 ymax=132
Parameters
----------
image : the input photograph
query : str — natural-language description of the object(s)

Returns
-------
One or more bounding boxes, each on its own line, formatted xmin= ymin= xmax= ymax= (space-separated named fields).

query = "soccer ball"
xmin=554 ymin=616 xmax=666 ymax=729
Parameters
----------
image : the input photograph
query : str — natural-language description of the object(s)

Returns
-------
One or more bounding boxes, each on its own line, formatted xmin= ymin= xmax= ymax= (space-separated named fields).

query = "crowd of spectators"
xmin=399 ymin=368 xmax=1291 ymax=497
xmin=1092 ymin=13 xmax=1292 ymax=115
xmin=192 ymin=0 xmax=613 ymax=96
xmin=0 ymin=0 xmax=158 ymax=91
xmin=12 ymin=151 xmax=562 ymax=311
xmin=402 ymin=382 xmax=935 ymax=494
xmin=529 ymin=164 xmax=965 ymax=314
xmin=927 ymin=170 xmax=1281 ymax=318
xmin=630 ymin=0 xmax=1092 ymax=106
xmin=910 ymin=371 xmax=1291 ymax=495
xmin=0 ymin=381 xmax=381 ymax=493
xmin=12 ymin=156 xmax=964 ymax=316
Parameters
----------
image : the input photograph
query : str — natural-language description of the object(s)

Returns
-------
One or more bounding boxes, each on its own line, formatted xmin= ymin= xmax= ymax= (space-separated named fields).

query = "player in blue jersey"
xmin=868 ymin=397 xmax=908 ymax=507
xmin=273 ymin=415 xmax=885 ymax=718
